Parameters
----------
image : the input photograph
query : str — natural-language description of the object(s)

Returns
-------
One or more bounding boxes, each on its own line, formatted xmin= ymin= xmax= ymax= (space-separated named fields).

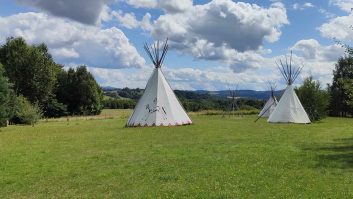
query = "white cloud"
xmin=124 ymin=0 xmax=192 ymax=13
xmin=290 ymin=39 xmax=346 ymax=86
xmin=291 ymin=39 xmax=345 ymax=61
xmin=112 ymin=10 xmax=152 ymax=31
xmin=97 ymin=4 xmax=114 ymax=24
xmin=148 ymin=0 xmax=288 ymax=72
xmin=319 ymin=13 xmax=353 ymax=42
xmin=292 ymin=2 xmax=315 ymax=10
xmin=51 ymin=48 xmax=79 ymax=58
xmin=16 ymin=0 xmax=113 ymax=25
xmin=125 ymin=0 xmax=157 ymax=9
xmin=330 ymin=0 xmax=353 ymax=12
xmin=158 ymin=0 xmax=193 ymax=13
xmin=0 ymin=12 xmax=145 ymax=69
xmin=303 ymin=2 xmax=314 ymax=8
xmin=88 ymin=38 xmax=346 ymax=91
xmin=112 ymin=10 xmax=140 ymax=29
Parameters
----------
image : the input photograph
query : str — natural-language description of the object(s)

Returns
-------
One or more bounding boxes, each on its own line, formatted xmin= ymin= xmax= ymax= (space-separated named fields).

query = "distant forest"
xmin=102 ymin=87 xmax=265 ymax=112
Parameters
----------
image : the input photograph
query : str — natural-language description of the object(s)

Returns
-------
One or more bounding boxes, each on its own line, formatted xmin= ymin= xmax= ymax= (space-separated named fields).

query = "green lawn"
xmin=1 ymin=110 xmax=353 ymax=198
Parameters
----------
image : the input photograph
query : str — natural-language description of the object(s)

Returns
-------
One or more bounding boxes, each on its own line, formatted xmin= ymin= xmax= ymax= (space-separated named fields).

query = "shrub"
xmin=296 ymin=76 xmax=330 ymax=121
xmin=10 ymin=96 xmax=42 ymax=125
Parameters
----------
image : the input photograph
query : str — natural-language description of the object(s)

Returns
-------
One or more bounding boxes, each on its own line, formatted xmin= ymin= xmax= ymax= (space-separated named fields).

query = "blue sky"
xmin=0 ymin=0 xmax=352 ymax=90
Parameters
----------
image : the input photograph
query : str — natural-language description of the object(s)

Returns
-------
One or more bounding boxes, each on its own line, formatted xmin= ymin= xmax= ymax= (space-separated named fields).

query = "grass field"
xmin=1 ymin=110 xmax=353 ymax=198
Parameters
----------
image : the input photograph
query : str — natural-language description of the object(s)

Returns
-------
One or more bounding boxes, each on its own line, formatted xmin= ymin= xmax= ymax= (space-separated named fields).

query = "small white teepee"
xmin=258 ymin=85 xmax=278 ymax=118
xmin=268 ymin=52 xmax=311 ymax=124
xmin=126 ymin=40 xmax=192 ymax=127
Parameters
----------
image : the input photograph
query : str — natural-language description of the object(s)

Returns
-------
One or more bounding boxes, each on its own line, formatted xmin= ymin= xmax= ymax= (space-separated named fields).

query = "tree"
xmin=328 ymin=56 xmax=353 ymax=116
xmin=56 ymin=66 xmax=104 ymax=115
xmin=0 ymin=64 xmax=12 ymax=126
xmin=296 ymin=76 xmax=330 ymax=121
xmin=0 ymin=37 xmax=62 ymax=115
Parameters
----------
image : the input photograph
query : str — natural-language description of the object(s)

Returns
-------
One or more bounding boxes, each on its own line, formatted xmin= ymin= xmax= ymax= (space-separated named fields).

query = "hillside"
xmin=102 ymin=87 xmax=282 ymax=100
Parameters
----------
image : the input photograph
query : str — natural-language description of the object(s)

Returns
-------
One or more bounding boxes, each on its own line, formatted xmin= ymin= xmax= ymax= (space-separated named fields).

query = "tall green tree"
xmin=328 ymin=55 xmax=353 ymax=116
xmin=0 ymin=63 xmax=13 ymax=126
xmin=0 ymin=37 xmax=62 ymax=115
xmin=296 ymin=76 xmax=330 ymax=121
xmin=57 ymin=66 xmax=104 ymax=115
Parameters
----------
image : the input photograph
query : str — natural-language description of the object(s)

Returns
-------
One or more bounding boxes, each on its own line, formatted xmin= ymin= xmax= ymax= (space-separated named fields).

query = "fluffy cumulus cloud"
xmin=112 ymin=10 xmax=152 ymax=31
xmin=149 ymin=0 xmax=288 ymax=72
xmin=0 ymin=12 xmax=145 ymax=69
xmin=16 ymin=0 xmax=113 ymax=25
xmin=330 ymin=0 xmax=353 ymax=12
xmin=291 ymin=39 xmax=345 ymax=61
xmin=125 ymin=0 xmax=192 ymax=13
xmin=290 ymin=39 xmax=345 ymax=85
xmin=319 ymin=13 xmax=353 ymax=42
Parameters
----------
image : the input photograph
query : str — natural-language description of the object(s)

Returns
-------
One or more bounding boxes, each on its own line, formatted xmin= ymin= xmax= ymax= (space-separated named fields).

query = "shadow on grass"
xmin=302 ymin=137 xmax=353 ymax=169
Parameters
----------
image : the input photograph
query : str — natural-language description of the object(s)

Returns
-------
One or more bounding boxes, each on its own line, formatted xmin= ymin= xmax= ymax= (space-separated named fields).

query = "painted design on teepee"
xmin=143 ymin=98 xmax=168 ymax=122
xmin=126 ymin=39 xmax=192 ymax=127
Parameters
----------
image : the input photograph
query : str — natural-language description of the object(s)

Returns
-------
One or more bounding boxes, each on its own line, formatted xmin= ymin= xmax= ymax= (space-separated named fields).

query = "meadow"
xmin=1 ymin=109 xmax=353 ymax=198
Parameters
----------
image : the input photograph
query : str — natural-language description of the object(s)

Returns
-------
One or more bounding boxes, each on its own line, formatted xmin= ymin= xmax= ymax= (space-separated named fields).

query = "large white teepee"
xmin=126 ymin=40 xmax=192 ymax=127
xmin=258 ymin=85 xmax=278 ymax=118
xmin=268 ymin=52 xmax=311 ymax=124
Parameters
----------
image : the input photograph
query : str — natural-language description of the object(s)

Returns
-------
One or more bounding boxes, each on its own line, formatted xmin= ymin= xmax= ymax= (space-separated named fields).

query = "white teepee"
xmin=258 ymin=84 xmax=278 ymax=118
xmin=126 ymin=40 xmax=192 ymax=127
xmin=268 ymin=52 xmax=311 ymax=124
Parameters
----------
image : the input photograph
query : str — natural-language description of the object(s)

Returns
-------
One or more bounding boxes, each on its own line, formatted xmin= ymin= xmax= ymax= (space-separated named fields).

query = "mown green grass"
xmin=1 ymin=110 xmax=353 ymax=198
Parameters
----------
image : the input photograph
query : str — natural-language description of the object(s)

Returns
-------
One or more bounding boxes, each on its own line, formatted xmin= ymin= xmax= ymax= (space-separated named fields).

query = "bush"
xmin=296 ymin=76 xmax=330 ymax=121
xmin=10 ymin=96 xmax=42 ymax=125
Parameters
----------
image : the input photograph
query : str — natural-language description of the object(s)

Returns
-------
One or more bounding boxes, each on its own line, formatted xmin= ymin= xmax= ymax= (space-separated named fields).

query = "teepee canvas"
xmin=268 ymin=52 xmax=311 ymax=124
xmin=126 ymin=40 xmax=192 ymax=127
xmin=258 ymin=85 xmax=278 ymax=118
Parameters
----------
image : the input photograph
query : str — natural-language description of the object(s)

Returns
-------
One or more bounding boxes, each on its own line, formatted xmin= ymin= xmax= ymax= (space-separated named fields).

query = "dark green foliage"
xmin=105 ymin=91 xmax=119 ymax=99
xmin=0 ymin=37 xmax=104 ymax=119
xmin=56 ymin=66 xmax=104 ymax=115
xmin=328 ymin=56 xmax=353 ymax=117
xmin=296 ymin=76 xmax=330 ymax=121
xmin=0 ymin=37 xmax=62 ymax=112
xmin=103 ymin=98 xmax=136 ymax=109
xmin=0 ymin=64 xmax=12 ymax=126
xmin=42 ymin=98 xmax=68 ymax=118
xmin=118 ymin=87 xmax=144 ymax=100
xmin=10 ymin=95 xmax=42 ymax=125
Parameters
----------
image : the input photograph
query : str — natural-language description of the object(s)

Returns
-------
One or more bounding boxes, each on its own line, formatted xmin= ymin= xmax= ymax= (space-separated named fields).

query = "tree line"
xmin=0 ymin=37 xmax=103 ymax=127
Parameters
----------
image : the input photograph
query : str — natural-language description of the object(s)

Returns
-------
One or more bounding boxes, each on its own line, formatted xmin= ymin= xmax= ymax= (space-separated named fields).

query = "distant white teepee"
xmin=126 ymin=39 xmax=192 ymax=127
xmin=258 ymin=84 xmax=278 ymax=118
xmin=268 ymin=52 xmax=311 ymax=124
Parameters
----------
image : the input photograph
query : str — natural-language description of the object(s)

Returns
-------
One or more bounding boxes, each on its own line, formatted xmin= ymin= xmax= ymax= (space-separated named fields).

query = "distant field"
xmin=1 ymin=109 xmax=353 ymax=198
